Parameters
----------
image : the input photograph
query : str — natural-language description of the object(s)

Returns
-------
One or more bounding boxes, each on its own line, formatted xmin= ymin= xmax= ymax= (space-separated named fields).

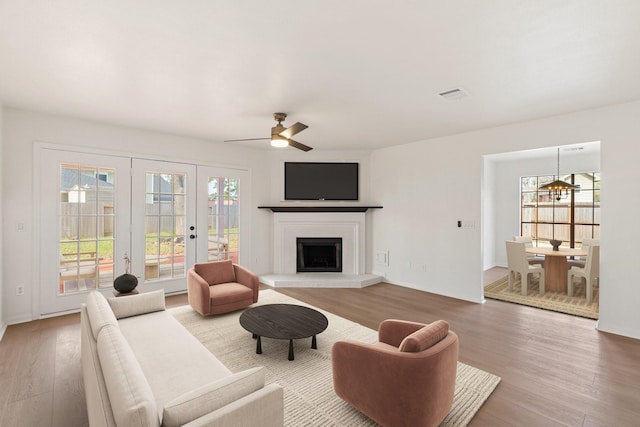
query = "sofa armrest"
xmin=162 ymin=367 xmax=267 ymax=427
xmin=181 ymin=383 xmax=284 ymax=427
xmin=233 ymin=264 xmax=259 ymax=303
xmin=378 ymin=319 xmax=427 ymax=347
xmin=187 ymin=268 xmax=211 ymax=316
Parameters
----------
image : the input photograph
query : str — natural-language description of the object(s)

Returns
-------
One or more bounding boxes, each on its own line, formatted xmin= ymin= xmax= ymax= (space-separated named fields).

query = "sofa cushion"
xmin=398 ymin=320 xmax=449 ymax=353
xmin=86 ymin=291 xmax=119 ymax=340
xmin=108 ymin=289 xmax=166 ymax=319
xmin=161 ymin=367 xmax=265 ymax=427
xmin=98 ymin=324 xmax=159 ymax=427
xmin=117 ymin=310 xmax=232 ymax=414
xmin=194 ymin=260 xmax=236 ymax=285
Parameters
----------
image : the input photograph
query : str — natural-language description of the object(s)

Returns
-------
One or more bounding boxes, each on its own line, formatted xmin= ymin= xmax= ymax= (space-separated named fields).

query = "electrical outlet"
xmin=16 ymin=285 xmax=25 ymax=296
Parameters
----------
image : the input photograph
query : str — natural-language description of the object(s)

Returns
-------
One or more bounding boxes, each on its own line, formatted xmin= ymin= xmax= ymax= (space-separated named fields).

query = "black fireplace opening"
xmin=297 ymin=237 xmax=343 ymax=273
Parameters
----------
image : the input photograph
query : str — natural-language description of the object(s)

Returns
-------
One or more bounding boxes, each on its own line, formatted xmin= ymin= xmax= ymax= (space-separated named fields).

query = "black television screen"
xmin=284 ymin=162 xmax=359 ymax=201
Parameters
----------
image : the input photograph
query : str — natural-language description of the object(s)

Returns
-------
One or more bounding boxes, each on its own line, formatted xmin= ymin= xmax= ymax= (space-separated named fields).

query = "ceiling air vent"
xmin=439 ymin=87 xmax=469 ymax=101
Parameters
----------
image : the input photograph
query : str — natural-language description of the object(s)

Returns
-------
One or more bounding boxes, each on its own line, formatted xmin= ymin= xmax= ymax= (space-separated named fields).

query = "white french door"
xmin=38 ymin=149 xmax=248 ymax=315
xmin=39 ymin=149 xmax=132 ymax=316
xmin=131 ymin=159 xmax=197 ymax=294
xmin=196 ymin=165 xmax=250 ymax=265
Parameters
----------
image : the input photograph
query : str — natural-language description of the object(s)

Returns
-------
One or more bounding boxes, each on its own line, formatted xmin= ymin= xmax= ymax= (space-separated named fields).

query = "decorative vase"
xmin=549 ymin=239 xmax=562 ymax=251
xmin=113 ymin=252 xmax=138 ymax=293
xmin=114 ymin=273 xmax=138 ymax=293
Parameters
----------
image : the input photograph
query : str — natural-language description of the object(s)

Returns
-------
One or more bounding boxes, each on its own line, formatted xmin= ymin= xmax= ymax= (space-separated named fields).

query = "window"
xmin=59 ymin=164 xmax=115 ymax=294
xmin=521 ymin=172 xmax=600 ymax=248
xmin=207 ymin=177 xmax=240 ymax=263
xmin=143 ymin=172 xmax=187 ymax=281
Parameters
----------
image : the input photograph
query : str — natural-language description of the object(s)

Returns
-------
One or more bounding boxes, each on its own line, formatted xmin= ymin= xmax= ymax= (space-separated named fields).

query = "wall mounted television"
xmin=284 ymin=162 xmax=359 ymax=201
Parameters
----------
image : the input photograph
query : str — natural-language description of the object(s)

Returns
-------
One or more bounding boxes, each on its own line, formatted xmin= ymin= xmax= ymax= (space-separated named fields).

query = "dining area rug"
xmin=170 ymin=289 xmax=501 ymax=427
xmin=484 ymin=275 xmax=599 ymax=319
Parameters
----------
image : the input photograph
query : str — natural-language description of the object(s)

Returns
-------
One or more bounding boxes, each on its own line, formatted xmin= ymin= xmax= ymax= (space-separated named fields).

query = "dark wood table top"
xmin=239 ymin=304 xmax=328 ymax=340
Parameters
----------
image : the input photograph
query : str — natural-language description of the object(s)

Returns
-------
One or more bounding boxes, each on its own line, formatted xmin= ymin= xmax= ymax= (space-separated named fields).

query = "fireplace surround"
xmin=272 ymin=212 xmax=364 ymax=275
xmin=262 ymin=209 xmax=383 ymax=287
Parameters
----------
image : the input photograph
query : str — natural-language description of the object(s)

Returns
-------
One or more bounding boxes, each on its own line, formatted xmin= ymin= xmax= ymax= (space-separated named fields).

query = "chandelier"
xmin=539 ymin=148 xmax=578 ymax=201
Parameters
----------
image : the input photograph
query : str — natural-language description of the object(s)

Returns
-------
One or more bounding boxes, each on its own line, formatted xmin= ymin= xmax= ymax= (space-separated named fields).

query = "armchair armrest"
xmin=187 ymin=268 xmax=211 ymax=315
xmin=378 ymin=319 xmax=427 ymax=347
xmin=233 ymin=264 xmax=259 ymax=303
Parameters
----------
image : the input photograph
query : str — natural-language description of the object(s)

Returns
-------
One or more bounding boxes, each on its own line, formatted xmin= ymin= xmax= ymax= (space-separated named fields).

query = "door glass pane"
xmin=144 ymin=172 xmax=187 ymax=282
xmin=59 ymin=164 xmax=115 ymax=294
xmin=207 ymin=176 xmax=240 ymax=263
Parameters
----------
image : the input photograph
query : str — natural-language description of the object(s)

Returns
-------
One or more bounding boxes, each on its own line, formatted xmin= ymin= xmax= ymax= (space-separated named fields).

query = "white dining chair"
xmin=506 ymin=240 xmax=545 ymax=296
xmin=568 ymin=244 xmax=600 ymax=303
xmin=567 ymin=238 xmax=599 ymax=269
xmin=513 ymin=236 xmax=544 ymax=266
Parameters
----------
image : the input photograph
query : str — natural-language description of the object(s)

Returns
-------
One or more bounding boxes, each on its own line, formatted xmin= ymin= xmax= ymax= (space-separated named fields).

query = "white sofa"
xmin=80 ymin=290 xmax=284 ymax=427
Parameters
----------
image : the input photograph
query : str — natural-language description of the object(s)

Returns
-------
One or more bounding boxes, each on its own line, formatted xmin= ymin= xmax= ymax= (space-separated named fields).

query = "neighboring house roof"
xmin=60 ymin=168 xmax=114 ymax=191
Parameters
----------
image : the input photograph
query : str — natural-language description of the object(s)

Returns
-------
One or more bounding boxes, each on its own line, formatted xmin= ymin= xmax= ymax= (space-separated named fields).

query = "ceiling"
xmin=1 ymin=1 xmax=640 ymax=151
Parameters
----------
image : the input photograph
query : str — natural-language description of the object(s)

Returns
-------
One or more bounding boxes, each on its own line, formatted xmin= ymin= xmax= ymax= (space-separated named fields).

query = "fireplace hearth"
xmin=297 ymin=237 xmax=342 ymax=273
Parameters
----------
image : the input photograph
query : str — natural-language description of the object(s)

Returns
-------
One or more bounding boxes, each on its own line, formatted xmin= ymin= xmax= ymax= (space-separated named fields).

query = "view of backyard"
xmin=58 ymin=165 xmax=240 ymax=294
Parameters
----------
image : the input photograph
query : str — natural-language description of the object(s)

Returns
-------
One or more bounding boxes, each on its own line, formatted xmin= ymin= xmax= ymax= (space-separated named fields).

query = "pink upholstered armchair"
xmin=332 ymin=319 xmax=458 ymax=427
xmin=187 ymin=259 xmax=259 ymax=316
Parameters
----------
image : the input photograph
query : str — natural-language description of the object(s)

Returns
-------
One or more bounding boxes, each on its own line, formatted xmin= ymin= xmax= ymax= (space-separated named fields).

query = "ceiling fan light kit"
xmin=225 ymin=112 xmax=312 ymax=151
xmin=270 ymin=136 xmax=288 ymax=148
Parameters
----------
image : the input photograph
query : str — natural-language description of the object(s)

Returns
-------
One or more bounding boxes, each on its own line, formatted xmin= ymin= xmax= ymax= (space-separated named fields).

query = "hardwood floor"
xmin=1 ymin=270 xmax=639 ymax=426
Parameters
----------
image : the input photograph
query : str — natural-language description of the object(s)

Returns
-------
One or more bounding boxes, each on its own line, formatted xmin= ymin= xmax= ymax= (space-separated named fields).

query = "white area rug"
xmin=170 ymin=289 xmax=500 ymax=426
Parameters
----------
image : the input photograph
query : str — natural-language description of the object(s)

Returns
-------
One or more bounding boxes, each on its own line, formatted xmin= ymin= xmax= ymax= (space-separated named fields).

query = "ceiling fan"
xmin=224 ymin=112 xmax=312 ymax=152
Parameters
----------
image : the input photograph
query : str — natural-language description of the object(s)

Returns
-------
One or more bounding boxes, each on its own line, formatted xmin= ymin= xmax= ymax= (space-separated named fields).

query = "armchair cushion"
xmin=194 ymin=259 xmax=235 ymax=285
xmin=399 ymin=320 xmax=449 ymax=353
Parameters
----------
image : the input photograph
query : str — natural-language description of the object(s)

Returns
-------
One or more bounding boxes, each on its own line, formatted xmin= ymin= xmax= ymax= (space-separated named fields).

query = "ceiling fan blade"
xmin=223 ymin=137 xmax=270 ymax=142
xmin=288 ymin=139 xmax=313 ymax=152
xmin=279 ymin=122 xmax=308 ymax=139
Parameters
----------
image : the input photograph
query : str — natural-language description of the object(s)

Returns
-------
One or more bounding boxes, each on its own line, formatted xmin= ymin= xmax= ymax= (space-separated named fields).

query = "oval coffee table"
xmin=239 ymin=304 xmax=329 ymax=361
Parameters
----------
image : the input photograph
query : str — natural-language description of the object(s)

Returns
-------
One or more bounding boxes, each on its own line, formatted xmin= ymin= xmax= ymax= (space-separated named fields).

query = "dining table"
xmin=525 ymin=247 xmax=588 ymax=293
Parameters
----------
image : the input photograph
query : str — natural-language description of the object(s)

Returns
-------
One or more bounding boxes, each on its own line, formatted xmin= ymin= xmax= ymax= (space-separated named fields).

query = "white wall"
xmin=0 ymin=106 xmax=5 ymax=339
xmin=370 ymin=137 xmax=485 ymax=302
xmin=485 ymin=148 xmax=600 ymax=269
xmin=370 ymin=100 xmax=640 ymax=340
xmin=1 ymin=108 xmax=272 ymax=324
